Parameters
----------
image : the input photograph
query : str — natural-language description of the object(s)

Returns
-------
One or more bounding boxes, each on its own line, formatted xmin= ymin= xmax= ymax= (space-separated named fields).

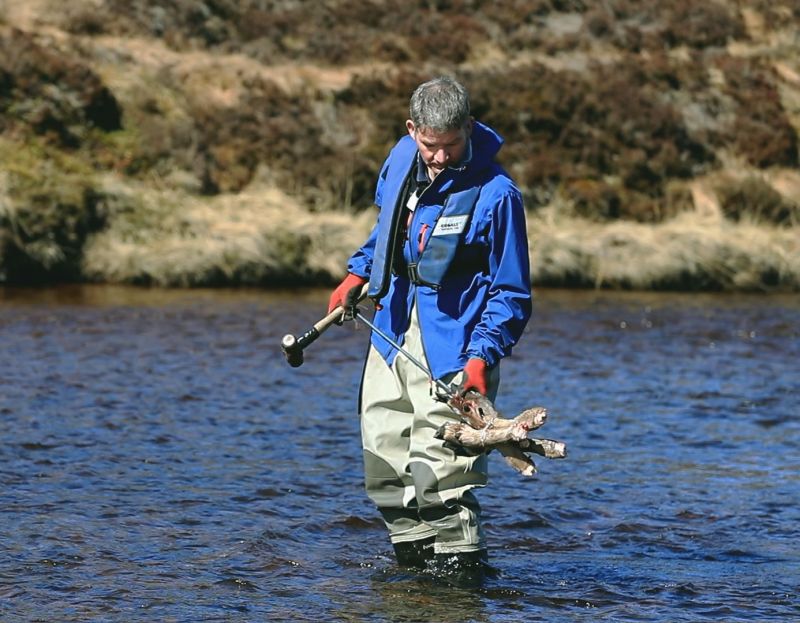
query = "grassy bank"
xmin=1 ymin=0 xmax=799 ymax=290
xmin=71 ymin=176 xmax=799 ymax=291
xmin=80 ymin=177 xmax=375 ymax=287
xmin=531 ymin=207 xmax=800 ymax=291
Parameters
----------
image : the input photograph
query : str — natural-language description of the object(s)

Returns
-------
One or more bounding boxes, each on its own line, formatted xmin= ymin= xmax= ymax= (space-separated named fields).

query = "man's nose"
xmin=434 ymin=149 xmax=449 ymax=163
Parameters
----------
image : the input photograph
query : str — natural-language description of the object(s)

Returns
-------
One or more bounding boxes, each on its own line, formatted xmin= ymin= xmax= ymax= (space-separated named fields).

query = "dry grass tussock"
xmin=82 ymin=177 xmax=374 ymax=287
xmin=531 ymin=207 xmax=800 ymax=291
xmin=80 ymin=173 xmax=799 ymax=292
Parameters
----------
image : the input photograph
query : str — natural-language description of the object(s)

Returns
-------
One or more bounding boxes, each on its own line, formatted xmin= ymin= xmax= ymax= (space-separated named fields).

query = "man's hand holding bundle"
xmin=460 ymin=357 xmax=488 ymax=396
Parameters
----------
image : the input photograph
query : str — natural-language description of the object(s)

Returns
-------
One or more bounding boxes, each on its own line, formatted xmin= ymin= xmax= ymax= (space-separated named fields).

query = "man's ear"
xmin=465 ymin=116 xmax=474 ymax=137
xmin=406 ymin=119 xmax=416 ymax=137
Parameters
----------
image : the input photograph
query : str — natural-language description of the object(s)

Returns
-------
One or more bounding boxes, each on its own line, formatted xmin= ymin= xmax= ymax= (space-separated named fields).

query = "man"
xmin=328 ymin=76 xmax=531 ymax=585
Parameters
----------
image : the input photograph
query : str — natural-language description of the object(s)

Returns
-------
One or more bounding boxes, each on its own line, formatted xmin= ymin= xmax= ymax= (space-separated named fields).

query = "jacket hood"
xmin=467 ymin=120 xmax=504 ymax=172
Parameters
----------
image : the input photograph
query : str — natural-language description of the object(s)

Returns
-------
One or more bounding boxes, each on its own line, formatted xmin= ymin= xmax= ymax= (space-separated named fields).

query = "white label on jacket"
xmin=432 ymin=214 xmax=469 ymax=236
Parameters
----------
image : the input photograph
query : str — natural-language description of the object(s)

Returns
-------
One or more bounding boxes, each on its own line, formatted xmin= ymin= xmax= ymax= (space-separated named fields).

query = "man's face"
xmin=406 ymin=119 xmax=473 ymax=177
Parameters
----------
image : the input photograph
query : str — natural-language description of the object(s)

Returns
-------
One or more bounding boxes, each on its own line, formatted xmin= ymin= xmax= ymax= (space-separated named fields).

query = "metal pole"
xmin=353 ymin=310 xmax=454 ymax=399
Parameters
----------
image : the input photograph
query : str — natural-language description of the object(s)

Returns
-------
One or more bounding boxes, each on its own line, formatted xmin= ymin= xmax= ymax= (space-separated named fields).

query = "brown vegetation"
xmin=0 ymin=28 xmax=121 ymax=144
xmin=0 ymin=0 xmax=798 ymax=289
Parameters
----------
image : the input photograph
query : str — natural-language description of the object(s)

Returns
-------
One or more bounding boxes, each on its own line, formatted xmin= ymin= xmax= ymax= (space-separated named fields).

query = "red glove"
xmin=461 ymin=357 xmax=488 ymax=395
xmin=328 ymin=273 xmax=367 ymax=313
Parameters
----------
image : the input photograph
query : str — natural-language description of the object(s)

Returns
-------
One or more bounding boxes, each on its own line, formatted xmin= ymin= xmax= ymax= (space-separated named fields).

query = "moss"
xmin=0 ymin=138 xmax=105 ymax=282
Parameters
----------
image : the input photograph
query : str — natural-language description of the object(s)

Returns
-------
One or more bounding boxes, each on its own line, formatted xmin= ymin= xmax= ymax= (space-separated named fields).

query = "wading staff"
xmin=280 ymin=287 xmax=455 ymax=398
xmin=280 ymin=284 xmax=369 ymax=367
xmin=350 ymin=309 xmax=455 ymax=400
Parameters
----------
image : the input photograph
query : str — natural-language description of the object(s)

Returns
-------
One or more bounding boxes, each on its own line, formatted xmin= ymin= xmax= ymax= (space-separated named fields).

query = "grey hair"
xmin=409 ymin=76 xmax=470 ymax=132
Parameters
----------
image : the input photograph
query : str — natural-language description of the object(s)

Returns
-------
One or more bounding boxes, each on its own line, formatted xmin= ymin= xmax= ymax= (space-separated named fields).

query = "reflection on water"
xmin=1 ymin=285 xmax=798 ymax=622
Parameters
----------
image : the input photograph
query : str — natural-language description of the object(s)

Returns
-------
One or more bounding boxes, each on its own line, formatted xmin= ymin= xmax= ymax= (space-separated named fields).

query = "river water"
xmin=0 ymin=285 xmax=798 ymax=622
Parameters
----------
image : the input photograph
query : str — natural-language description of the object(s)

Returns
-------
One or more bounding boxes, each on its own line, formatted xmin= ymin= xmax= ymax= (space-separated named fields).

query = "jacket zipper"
xmin=412 ymin=286 xmax=437 ymax=383
xmin=408 ymin=174 xmax=448 ymax=383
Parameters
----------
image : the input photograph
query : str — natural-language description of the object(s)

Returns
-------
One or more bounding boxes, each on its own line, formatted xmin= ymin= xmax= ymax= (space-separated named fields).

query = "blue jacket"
xmin=347 ymin=121 xmax=531 ymax=380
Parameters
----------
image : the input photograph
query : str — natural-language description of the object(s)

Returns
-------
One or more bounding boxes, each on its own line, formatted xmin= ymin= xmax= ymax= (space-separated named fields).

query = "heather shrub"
xmin=333 ymin=69 xmax=429 ymax=204
xmin=662 ymin=1 xmax=746 ymax=49
xmin=189 ymin=76 xmax=324 ymax=194
xmin=584 ymin=0 xmax=746 ymax=53
xmin=468 ymin=63 xmax=584 ymax=188
xmin=716 ymin=176 xmax=800 ymax=226
xmin=81 ymin=0 xmax=485 ymax=64
xmin=395 ymin=12 xmax=485 ymax=64
xmin=0 ymin=29 xmax=122 ymax=147
xmin=715 ymin=56 xmax=799 ymax=168
xmin=564 ymin=179 xmax=690 ymax=223
xmin=58 ymin=4 xmax=108 ymax=35
xmin=564 ymin=179 xmax=622 ymax=220
xmin=468 ymin=57 xmax=714 ymax=218
xmin=469 ymin=0 xmax=576 ymax=38
xmin=91 ymin=0 xmax=239 ymax=45
xmin=741 ymin=0 xmax=800 ymax=31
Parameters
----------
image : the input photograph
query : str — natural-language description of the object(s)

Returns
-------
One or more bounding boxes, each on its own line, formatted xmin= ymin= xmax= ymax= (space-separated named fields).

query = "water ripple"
xmin=0 ymin=286 xmax=798 ymax=622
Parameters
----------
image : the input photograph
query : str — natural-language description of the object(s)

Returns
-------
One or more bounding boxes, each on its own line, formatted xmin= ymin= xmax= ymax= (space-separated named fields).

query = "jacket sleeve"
xmin=465 ymin=186 xmax=532 ymax=366
xmin=347 ymin=221 xmax=378 ymax=279
xmin=345 ymin=156 xmax=391 ymax=279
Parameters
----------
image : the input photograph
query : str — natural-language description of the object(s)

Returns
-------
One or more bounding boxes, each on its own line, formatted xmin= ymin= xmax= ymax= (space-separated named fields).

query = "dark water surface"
xmin=1 ymin=285 xmax=798 ymax=622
